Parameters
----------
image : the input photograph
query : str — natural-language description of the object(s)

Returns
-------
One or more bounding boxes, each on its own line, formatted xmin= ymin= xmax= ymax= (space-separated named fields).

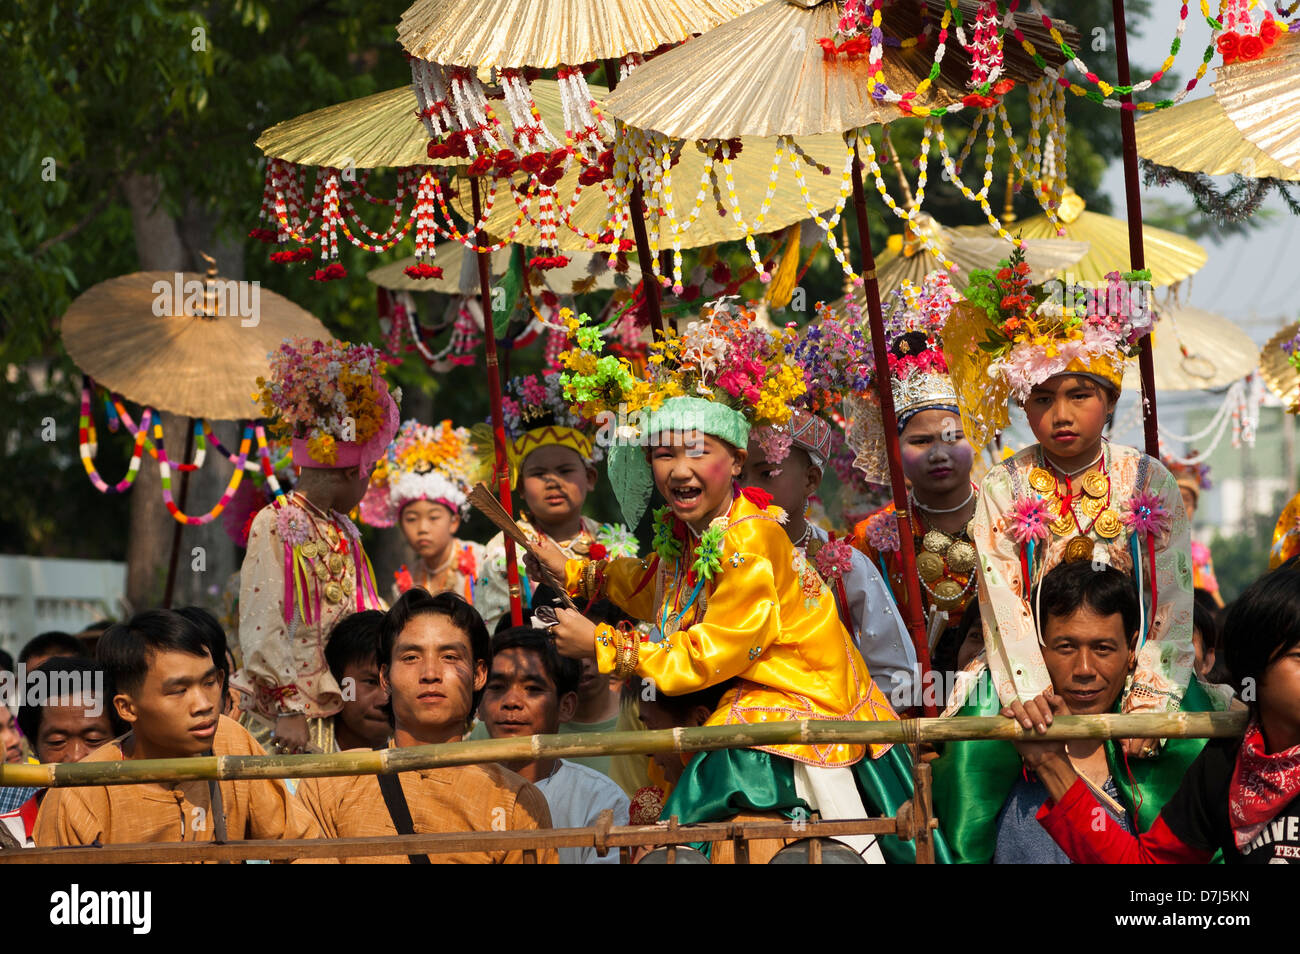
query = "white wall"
xmin=0 ymin=556 xmax=126 ymax=658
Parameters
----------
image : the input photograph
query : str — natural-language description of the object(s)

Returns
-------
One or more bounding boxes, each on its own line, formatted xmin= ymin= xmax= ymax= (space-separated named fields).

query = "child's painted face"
xmin=650 ymin=431 xmax=744 ymax=529
xmin=740 ymin=440 xmax=819 ymax=519
xmin=519 ymin=445 xmax=596 ymax=527
xmin=898 ymin=409 xmax=973 ymax=498
xmin=1022 ymin=374 xmax=1116 ymax=463
xmin=399 ymin=499 xmax=460 ymax=561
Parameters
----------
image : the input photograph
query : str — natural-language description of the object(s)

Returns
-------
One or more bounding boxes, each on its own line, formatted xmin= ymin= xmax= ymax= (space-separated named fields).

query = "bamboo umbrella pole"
xmin=604 ymin=57 xmax=667 ymax=340
xmin=0 ymin=710 xmax=1245 ymax=789
xmin=1112 ymin=0 xmax=1161 ymax=458
xmin=851 ymin=139 xmax=936 ymax=717
xmin=161 ymin=418 xmax=195 ymax=609
xmin=470 ymin=176 xmax=524 ymax=625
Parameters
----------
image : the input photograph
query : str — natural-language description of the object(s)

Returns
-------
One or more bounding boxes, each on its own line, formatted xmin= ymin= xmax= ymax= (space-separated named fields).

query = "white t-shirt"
xmin=534 ymin=759 xmax=630 ymax=864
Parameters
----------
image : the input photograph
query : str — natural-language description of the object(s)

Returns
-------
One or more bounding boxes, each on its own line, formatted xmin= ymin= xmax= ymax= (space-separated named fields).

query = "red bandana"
xmin=1229 ymin=720 xmax=1300 ymax=850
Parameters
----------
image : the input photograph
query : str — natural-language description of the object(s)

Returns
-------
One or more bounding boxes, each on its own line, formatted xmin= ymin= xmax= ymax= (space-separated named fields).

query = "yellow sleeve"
xmin=564 ymin=555 xmax=658 ymax=624
xmin=596 ymin=549 xmax=780 ymax=696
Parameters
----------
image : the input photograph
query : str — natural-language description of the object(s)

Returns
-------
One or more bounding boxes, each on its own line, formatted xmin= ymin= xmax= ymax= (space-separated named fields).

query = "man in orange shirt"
xmin=34 ymin=611 xmax=321 ymax=855
xmin=295 ymin=591 xmax=555 ymax=863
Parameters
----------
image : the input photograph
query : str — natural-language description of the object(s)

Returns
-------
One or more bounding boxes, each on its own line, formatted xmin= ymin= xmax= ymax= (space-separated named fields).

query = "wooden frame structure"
xmin=0 ymin=712 xmax=1244 ymax=864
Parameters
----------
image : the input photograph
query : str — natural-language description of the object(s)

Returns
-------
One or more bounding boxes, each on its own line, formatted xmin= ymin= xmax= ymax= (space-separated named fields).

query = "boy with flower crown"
xmin=527 ymin=302 xmax=949 ymax=863
xmin=929 ymin=254 xmax=1207 ymax=861
xmin=359 ymin=418 xmax=485 ymax=604
xmin=231 ymin=337 xmax=399 ymax=755
xmin=473 ymin=372 xmax=638 ymax=633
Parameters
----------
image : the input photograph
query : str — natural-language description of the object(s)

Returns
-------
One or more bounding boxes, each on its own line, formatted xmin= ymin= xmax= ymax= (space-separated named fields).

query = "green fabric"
xmin=662 ymin=746 xmax=953 ymax=864
xmin=930 ymin=668 xmax=1218 ymax=864
xmin=607 ymin=397 xmax=750 ymax=527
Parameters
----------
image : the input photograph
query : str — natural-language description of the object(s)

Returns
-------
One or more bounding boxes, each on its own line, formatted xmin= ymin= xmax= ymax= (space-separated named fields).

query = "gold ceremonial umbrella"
xmin=1135 ymin=95 xmax=1300 ymax=180
xmin=451 ymin=132 xmax=856 ymax=250
xmin=864 ymin=212 xmax=1089 ymax=293
xmin=60 ymin=270 xmax=330 ymax=421
xmin=396 ymin=0 xmax=761 ymax=68
xmin=601 ymin=0 xmax=1075 ymax=139
xmin=1119 ymin=303 xmax=1260 ymax=392
xmin=1261 ymin=321 xmax=1300 ymax=410
xmin=367 ymin=244 xmax=513 ymax=294
xmin=367 ymin=245 xmax=641 ymax=293
xmin=954 ymin=188 xmax=1207 ymax=289
xmin=257 ymin=79 xmax=581 ymax=169
xmin=1215 ymin=30 xmax=1300 ymax=176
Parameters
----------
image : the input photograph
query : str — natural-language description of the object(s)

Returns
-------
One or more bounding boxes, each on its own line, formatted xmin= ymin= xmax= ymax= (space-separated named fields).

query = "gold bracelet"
xmin=612 ymin=629 xmax=640 ymax=680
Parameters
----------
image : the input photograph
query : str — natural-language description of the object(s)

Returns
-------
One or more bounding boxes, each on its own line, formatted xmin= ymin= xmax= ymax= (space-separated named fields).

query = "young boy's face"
xmin=518 ymin=445 xmax=596 ymax=528
xmin=337 ymin=657 xmax=390 ymax=748
xmin=1040 ymin=604 xmax=1136 ymax=716
xmin=480 ymin=646 xmax=576 ymax=739
xmin=1023 ymin=374 xmax=1116 ymax=464
xmin=650 ymin=431 xmax=744 ymax=528
xmin=400 ymin=499 xmax=460 ymax=562
xmin=899 ymin=409 xmax=973 ymax=498
xmin=381 ymin=613 xmax=486 ymax=741
xmin=117 ymin=648 xmax=223 ymax=758
xmin=740 ymin=441 xmax=818 ymax=519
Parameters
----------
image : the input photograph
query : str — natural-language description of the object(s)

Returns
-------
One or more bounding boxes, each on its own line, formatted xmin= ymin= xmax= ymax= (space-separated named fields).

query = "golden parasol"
xmin=60 ymin=269 xmax=330 ymax=421
xmin=954 ymin=188 xmax=1208 ymax=289
xmin=1261 ymin=321 xmax=1300 ymax=410
xmin=1119 ymin=303 xmax=1260 ymax=392
xmin=601 ymin=0 xmax=1075 ymax=138
xmin=1215 ymin=30 xmax=1300 ymax=175
xmin=367 ymin=245 xmax=641 ymax=293
xmin=855 ymin=211 xmax=1089 ymax=295
xmin=1135 ymin=95 xmax=1300 ymax=180
xmin=451 ymin=131 xmax=857 ymax=251
xmin=396 ymin=0 xmax=761 ymax=68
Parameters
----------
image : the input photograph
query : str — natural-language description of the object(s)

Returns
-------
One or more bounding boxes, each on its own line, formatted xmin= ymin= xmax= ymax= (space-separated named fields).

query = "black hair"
xmin=175 ymin=607 xmax=230 ymax=696
xmin=16 ymin=656 xmax=127 ymax=742
xmin=326 ymin=610 xmax=385 ymax=683
xmin=488 ymin=627 xmax=581 ymax=698
xmin=636 ymin=681 xmax=731 ymax=722
xmin=0 ymin=649 xmax=12 ymax=674
xmin=1032 ymin=561 xmax=1140 ymax=643
xmin=1221 ymin=562 xmax=1300 ymax=709
xmin=379 ymin=589 xmax=491 ymax=720
xmin=933 ymin=600 xmax=983 ymax=677
xmin=18 ymin=631 xmax=89 ymax=665
xmin=95 ymin=610 xmax=215 ymax=697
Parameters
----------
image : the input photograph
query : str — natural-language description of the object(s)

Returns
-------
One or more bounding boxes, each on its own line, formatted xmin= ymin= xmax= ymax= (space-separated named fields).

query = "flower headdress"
xmin=559 ymin=300 xmax=805 ymax=526
xmin=943 ymin=246 xmax=1154 ymax=451
xmin=360 ymin=419 xmax=477 ymax=527
xmin=257 ymin=336 xmax=400 ymax=474
xmin=472 ymin=370 xmax=600 ymax=488
xmin=844 ymin=271 xmax=962 ymax=485
xmin=750 ymin=306 xmax=873 ymax=472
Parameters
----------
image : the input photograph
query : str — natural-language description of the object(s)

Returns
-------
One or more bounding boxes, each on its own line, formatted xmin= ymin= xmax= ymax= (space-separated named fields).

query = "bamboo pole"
xmin=1112 ymin=0 xmax=1160 ymax=457
xmin=0 ymin=711 xmax=1247 ymax=790
xmin=851 ymin=139 xmax=936 ymax=717
xmin=470 ymin=176 xmax=524 ymax=625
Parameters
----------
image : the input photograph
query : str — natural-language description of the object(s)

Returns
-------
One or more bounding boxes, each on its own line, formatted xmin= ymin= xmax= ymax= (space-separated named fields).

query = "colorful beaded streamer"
xmin=154 ymin=420 xmax=253 ymax=526
xmin=79 ymin=379 xmax=152 ymax=494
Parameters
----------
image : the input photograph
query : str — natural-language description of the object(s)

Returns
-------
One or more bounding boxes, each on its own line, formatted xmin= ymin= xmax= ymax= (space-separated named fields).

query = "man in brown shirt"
xmin=34 ymin=611 xmax=321 ymax=854
xmin=296 ymin=590 xmax=555 ymax=863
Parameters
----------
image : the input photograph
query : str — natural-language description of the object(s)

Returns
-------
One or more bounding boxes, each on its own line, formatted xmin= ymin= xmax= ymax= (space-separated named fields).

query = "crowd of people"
xmin=3 ymin=265 xmax=1298 ymax=865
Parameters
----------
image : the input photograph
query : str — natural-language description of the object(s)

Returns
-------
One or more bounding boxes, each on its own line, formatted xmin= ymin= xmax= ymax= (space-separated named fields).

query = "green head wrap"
xmin=605 ymin=396 xmax=750 ymax=528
